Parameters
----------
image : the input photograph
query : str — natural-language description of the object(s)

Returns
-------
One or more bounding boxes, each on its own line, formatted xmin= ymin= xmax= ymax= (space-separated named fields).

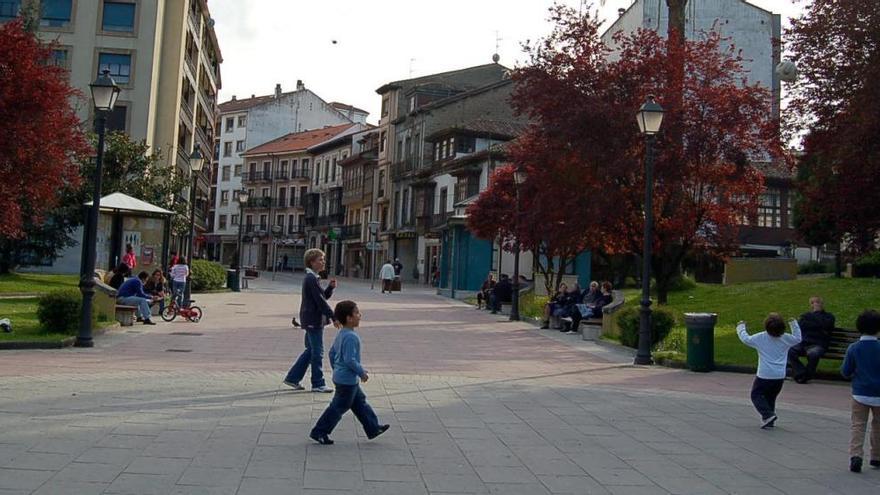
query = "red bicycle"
xmin=160 ymin=298 xmax=203 ymax=323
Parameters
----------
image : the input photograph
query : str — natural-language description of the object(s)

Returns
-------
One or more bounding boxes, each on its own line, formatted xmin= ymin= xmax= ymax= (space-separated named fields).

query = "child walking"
xmin=310 ymin=300 xmax=389 ymax=445
xmin=737 ymin=313 xmax=802 ymax=428
xmin=841 ymin=309 xmax=880 ymax=473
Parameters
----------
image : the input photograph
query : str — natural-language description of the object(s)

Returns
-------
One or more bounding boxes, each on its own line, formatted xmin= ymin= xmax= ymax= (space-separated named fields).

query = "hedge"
xmin=616 ymin=306 xmax=676 ymax=350
xmin=36 ymin=289 xmax=92 ymax=335
xmin=191 ymin=259 xmax=226 ymax=291
xmin=853 ymin=251 xmax=880 ymax=278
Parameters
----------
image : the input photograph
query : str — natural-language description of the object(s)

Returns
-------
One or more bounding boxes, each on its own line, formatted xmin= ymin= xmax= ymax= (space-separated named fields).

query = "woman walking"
xmin=283 ymin=248 xmax=337 ymax=393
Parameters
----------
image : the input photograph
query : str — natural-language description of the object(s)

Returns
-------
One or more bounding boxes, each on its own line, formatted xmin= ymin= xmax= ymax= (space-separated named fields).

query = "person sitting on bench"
xmin=788 ymin=296 xmax=835 ymax=383
xmin=476 ymin=274 xmax=496 ymax=310
xmin=565 ymin=281 xmax=612 ymax=333
xmin=540 ymin=282 xmax=570 ymax=329
xmin=117 ymin=271 xmax=159 ymax=325
xmin=489 ymin=274 xmax=512 ymax=314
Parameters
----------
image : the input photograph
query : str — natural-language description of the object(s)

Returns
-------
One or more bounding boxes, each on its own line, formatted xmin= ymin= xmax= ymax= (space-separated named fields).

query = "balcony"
xmin=317 ymin=213 xmax=345 ymax=226
xmin=244 ymin=224 xmax=268 ymax=234
xmin=245 ymin=197 xmax=273 ymax=209
xmin=290 ymin=167 xmax=311 ymax=180
xmin=274 ymin=170 xmax=289 ymax=181
xmin=241 ymin=171 xmax=272 ymax=182
xmin=391 ymin=159 xmax=414 ymax=180
xmin=341 ymin=224 xmax=362 ymax=240
xmin=288 ymin=225 xmax=306 ymax=236
xmin=432 ymin=211 xmax=451 ymax=230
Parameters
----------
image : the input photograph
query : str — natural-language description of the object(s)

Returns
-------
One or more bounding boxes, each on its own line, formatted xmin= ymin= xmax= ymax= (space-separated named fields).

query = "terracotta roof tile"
xmin=242 ymin=124 xmax=356 ymax=156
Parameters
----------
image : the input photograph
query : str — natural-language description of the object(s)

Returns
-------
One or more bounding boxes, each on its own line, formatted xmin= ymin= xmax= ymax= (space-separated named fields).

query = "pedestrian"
xmin=789 ymin=296 xmax=835 ymax=383
xmin=379 ymin=260 xmax=395 ymax=294
xmin=476 ymin=273 xmax=495 ymax=310
xmin=489 ymin=274 xmax=512 ymax=314
xmin=116 ymin=271 xmax=159 ymax=325
xmin=283 ymin=254 xmax=289 ymax=271
xmin=392 ymin=258 xmax=403 ymax=277
xmin=309 ymin=300 xmax=390 ymax=445
xmin=122 ymin=243 xmax=137 ymax=270
xmin=737 ymin=313 xmax=802 ymax=428
xmin=841 ymin=309 xmax=880 ymax=473
xmin=169 ymin=257 xmax=190 ymax=306
xmin=284 ymin=248 xmax=337 ymax=393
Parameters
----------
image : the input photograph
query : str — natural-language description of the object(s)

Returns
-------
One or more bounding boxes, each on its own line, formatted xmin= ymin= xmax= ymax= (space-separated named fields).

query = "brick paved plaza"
xmin=0 ymin=274 xmax=877 ymax=494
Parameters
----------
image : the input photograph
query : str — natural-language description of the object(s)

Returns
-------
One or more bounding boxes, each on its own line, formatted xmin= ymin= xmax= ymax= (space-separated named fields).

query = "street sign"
xmin=365 ymin=242 xmax=381 ymax=250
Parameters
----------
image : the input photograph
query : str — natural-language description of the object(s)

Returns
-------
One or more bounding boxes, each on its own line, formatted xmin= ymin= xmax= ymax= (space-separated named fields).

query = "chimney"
xmin=296 ymin=79 xmax=304 ymax=91
xmin=618 ymin=8 xmax=626 ymax=16
xmin=231 ymin=95 xmax=236 ymax=101
xmin=274 ymin=83 xmax=282 ymax=98
xmin=251 ymin=94 xmax=255 ymax=98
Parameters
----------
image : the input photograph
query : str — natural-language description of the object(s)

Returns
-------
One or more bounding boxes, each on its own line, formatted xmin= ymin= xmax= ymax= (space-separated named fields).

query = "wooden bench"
xmin=115 ymin=305 xmax=138 ymax=326
xmin=825 ymin=327 xmax=860 ymax=360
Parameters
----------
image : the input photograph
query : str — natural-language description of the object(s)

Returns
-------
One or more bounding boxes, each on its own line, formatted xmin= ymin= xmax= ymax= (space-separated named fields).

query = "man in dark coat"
xmin=489 ymin=275 xmax=513 ymax=314
xmin=789 ymin=296 xmax=835 ymax=383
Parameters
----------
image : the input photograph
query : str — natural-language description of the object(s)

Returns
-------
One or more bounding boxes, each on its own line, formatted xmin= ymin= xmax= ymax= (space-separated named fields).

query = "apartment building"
xmin=208 ymin=82 xmax=364 ymax=264
xmin=339 ymin=129 xmax=380 ymax=279
xmin=238 ymin=123 xmax=363 ymax=271
xmin=373 ymin=63 xmax=511 ymax=282
xmin=2 ymin=0 xmax=221 ymax=271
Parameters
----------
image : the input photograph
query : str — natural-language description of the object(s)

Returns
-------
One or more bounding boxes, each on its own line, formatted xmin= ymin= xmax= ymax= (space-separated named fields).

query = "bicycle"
xmin=160 ymin=297 xmax=203 ymax=323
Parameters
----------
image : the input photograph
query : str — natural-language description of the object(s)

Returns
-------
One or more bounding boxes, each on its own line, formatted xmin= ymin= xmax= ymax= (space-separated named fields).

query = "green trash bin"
xmin=685 ymin=312 xmax=717 ymax=372
xmin=227 ymin=269 xmax=241 ymax=292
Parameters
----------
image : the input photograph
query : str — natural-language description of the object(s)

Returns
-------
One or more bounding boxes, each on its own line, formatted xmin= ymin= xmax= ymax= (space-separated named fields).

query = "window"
xmin=231 ymin=214 xmax=239 ymax=225
xmin=223 ymin=142 xmax=232 ymax=157
xmin=238 ymin=115 xmax=246 ymax=127
xmin=41 ymin=0 xmax=72 ymax=27
xmin=409 ymin=96 xmax=416 ymax=112
xmin=225 ymin=117 xmax=233 ymax=132
xmin=276 ymin=215 xmax=284 ymax=227
xmin=102 ymin=2 xmax=136 ymax=32
xmin=259 ymin=214 xmax=267 ymax=228
xmin=456 ymin=136 xmax=475 ymax=154
xmin=381 ymin=97 xmax=389 ymax=117
xmin=233 ymin=164 xmax=242 ymax=177
xmin=50 ymin=48 xmax=69 ymax=70
xmin=314 ymin=162 xmax=320 ymax=185
xmin=221 ymin=166 xmax=230 ymax=181
xmin=331 ymin=157 xmax=337 ymax=182
xmin=0 ymin=2 xmax=21 ymax=22
xmin=261 ymin=187 xmax=269 ymax=198
xmin=220 ymin=190 xmax=229 ymax=205
xmin=288 ymin=215 xmax=295 ymax=232
xmin=218 ymin=215 xmax=227 ymax=229
xmin=232 ymin=190 xmax=239 ymax=202
xmin=380 ymin=131 xmax=386 ymax=153
xmin=245 ymin=215 xmax=252 ymax=227
xmin=105 ymin=104 xmax=127 ymax=132
xmin=757 ymin=188 xmax=781 ymax=228
xmin=235 ymin=140 xmax=245 ymax=152
xmin=98 ymin=52 xmax=131 ymax=84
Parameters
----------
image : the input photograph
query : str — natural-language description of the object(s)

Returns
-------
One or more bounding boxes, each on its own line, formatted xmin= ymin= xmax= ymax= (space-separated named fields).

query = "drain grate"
xmin=165 ymin=349 xmax=192 ymax=352
xmin=170 ymin=332 xmax=203 ymax=336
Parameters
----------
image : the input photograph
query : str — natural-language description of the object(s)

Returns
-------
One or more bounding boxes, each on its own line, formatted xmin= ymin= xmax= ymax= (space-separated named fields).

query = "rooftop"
xmin=242 ymin=124 xmax=357 ymax=156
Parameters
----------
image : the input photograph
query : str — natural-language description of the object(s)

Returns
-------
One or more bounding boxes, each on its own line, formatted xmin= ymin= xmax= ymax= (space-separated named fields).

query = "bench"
xmin=550 ymin=290 xmax=625 ymax=340
xmin=115 ymin=305 xmax=138 ymax=326
xmin=825 ymin=327 xmax=860 ymax=360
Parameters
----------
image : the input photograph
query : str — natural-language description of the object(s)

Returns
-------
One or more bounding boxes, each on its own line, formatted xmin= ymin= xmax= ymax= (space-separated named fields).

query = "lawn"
xmin=0 ymin=272 xmax=78 ymax=294
xmin=520 ymin=277 xmax=880 ymax=372
xmin=0 ymin=297 xmax=75 ymax=344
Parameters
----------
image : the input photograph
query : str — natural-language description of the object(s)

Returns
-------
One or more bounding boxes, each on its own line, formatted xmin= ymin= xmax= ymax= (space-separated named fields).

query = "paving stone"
xmin=0 ymin=468 xmax=54 ymax=490
xmin=31 ymin=481 xmax=108 ymax=495
xmin=303 ymin=469 xmax=364 ymax=490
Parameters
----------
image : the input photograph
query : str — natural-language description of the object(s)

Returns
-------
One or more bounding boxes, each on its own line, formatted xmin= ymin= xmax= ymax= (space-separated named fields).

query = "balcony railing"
xmin=432 ymin=211 xmax=451 ymax=230
xmin=274 ymin=170 xmax=289 ymax=180
xmin=390 ymin=160 xmax=414 ymax=180
xmin=244 ymin=224 xmax=269 ymax=234
xmin=245 ymin=197 xmax=273 ymax=208
xmin=290 ymin=168 xmax=310 ymax=179
xmin=317 ymin=213 xmax=345 ymax=226
xmin=241 ymin=171 xmax=272 ymax=182
xmin=341 ymin=224 xmax=362 ymax=240
xmin=288 ymin=225 xmax=306 ymax=236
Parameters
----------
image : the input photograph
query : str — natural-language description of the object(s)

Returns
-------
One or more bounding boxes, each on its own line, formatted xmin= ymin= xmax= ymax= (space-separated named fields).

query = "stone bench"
xmin=115 ymin=305 xmax=138 ymax=326
xmin=551 ymin=290 xmax=626 ymax=340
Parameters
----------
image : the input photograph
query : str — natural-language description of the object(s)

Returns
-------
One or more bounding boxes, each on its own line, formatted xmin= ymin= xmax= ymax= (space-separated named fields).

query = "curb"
xmin=0 ymin=323 xmax=120 ymax=350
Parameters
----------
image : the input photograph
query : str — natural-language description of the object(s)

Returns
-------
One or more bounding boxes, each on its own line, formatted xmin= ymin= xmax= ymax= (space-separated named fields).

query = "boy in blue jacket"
xmin=310 ymin=300 xmax=390 ymax=445
xmin=842 ymin=309 xmax=880 ymax=473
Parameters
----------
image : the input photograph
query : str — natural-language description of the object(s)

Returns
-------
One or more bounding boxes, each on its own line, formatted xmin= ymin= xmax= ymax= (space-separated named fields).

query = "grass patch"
xmin=0 ymin=273 xmax=78 ymax=295
xmin=623 ymin=277 xmax=880 ymax=371
xmin=0 ymin=298 xmax=74 ymax=343
xmin=520 ymin=292 xmax=549 ymax=320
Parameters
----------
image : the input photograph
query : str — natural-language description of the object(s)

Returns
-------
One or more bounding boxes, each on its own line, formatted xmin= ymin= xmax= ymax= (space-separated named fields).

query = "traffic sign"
xmin=365 ymin=242 xmax=381 ymax=250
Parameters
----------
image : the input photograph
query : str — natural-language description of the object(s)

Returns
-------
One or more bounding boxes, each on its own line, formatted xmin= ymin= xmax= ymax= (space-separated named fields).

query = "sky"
xmin=209 ymin=0 xmax=807 ymax=123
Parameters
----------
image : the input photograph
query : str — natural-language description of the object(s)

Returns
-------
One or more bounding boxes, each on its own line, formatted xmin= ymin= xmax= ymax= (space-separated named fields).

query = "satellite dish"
xmin=776 ymin=60 xmax=798 ymax=83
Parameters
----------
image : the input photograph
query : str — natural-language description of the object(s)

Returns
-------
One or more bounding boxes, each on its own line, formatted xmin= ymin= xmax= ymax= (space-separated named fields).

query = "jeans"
xmin=172 ymin=281 xmax=186 ymax=306
xmin=788 ymin=343 xmax=827 ymax=379
xmin=117 ymin=296 xmax=151 ymax=320
xmin=285 ymin=327 xmax=326 ymax=388
xmin=311 ymin=383 xmax=381 ymax=438
xmin=750 ymin=377 xmax=784 ymax=419
xmin=850 ymin=398 xmax=880 ymax=459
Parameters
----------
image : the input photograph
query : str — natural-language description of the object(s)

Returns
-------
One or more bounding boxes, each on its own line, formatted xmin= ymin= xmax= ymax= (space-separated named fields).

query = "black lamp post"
xmin=184 ymin=147 xmax=204 ymax=305
xmin=235 ymin=189 xmax=250 ymax=289
xmin=368 ymin=221 xmax=380 ymax=290
xmin=76 ymin=70 xmax=120 ymax=348
xmin=634 ymin=95 xmax=664 ymax=365
xmin=510 ymin=168 xmax=528 ymax=321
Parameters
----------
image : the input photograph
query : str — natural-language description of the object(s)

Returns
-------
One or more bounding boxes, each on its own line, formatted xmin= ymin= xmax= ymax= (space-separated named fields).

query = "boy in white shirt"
xmin=737 ymin=313 xmax=802 ymax=428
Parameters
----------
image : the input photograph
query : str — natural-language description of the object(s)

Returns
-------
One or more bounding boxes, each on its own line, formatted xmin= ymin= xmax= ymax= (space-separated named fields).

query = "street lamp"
xmin=510 ymin=168 xmax=528 ymax=321
xmin=184 ymin=147 xmax=204 ymax=305
xmin=234 ymin=189 xmax=249 ymax=291
xmin=368 ymin=221 xmax=380 ymax=290
xmin=634 ymin=95 xmax=664 ymax=365
xmin=76 ymin=70 xmax=120 ymax=348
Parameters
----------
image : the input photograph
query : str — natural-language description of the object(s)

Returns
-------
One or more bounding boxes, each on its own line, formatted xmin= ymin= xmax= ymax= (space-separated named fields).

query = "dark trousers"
xmin=568 ymin=306 xmax=599 ymax=330
xmin=284 ymin=327 xmax=326 ymax=388
xmin=476 ymin=291 xmax=488 ymax=308
xmin=311 ymin=383 xmax=381 ymax=437
xmin=788 ymin=343 xmax=826 ymax=379
xmin=750 ymin=377 xmax=784 ymax=419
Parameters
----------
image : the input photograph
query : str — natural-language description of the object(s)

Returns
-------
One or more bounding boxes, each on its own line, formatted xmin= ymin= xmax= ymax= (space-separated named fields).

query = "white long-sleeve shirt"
xmin=737 ymin=320 xmax=802 ymax=379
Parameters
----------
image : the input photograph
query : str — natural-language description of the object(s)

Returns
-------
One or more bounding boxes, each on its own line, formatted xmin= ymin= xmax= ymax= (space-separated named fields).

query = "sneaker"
xmin=761 ymin=414 xmax=778 ymax=429
xmin=850 ymin=456 xmax=863 ymax=473
xmin=143 ymin=319 xmax=156 ymax=326
xmin=309 ymin=432 xmax=334 ymax=445
xmin=283 ymin=380 xmax=305 ymax=390
xmin=367 ymin=424 xmax=390 ymax=440
xmin=312 ymin=385 xmax=334 ymax=393
xmin=136 ymin=317 xmax=144 ymax=322
xmin=540 ymin=322 xmax=550 ymax=329
xmin=565 ymin=330 xmax=576 ymax=335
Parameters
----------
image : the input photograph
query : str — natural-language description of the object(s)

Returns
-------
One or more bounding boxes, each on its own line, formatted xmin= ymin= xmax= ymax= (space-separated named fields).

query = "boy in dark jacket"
xmin=310 ymin=300 xmax=390 ymax=445
xmin=842 ymin=309 xmax=880 ymax=473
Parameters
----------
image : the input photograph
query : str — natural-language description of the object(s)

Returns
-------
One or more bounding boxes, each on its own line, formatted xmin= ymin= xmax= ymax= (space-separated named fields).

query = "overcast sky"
xmin=209 ymin=0 xmax=807 ymax=123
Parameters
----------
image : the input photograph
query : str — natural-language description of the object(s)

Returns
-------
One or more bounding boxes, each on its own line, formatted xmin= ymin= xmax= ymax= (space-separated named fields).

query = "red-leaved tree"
xmin=470 ymin=5 xmax=780 ymax=303
xmin=786 ymin=0 xmax=880 ymax=254
xmin=0 ymin=19 xmax=89 ymax=239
